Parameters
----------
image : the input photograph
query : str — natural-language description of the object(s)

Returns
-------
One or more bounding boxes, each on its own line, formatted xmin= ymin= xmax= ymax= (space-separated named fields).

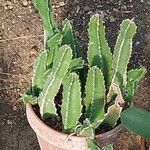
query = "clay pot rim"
xmin=27 ymin=103 xmax=123 ymax=140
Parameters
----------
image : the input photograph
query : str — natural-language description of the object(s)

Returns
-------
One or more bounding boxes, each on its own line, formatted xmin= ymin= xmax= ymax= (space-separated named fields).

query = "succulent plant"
xmin=32 ymin=0 xmax=57 ymax=36
xmin=87 ymin=14 xmax=112 ymax=88
xmin=23 ymin=0 xmax=149 ymax=149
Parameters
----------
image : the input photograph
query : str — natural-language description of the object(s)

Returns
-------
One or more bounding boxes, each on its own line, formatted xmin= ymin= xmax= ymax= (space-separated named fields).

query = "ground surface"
xmin=0 ymin=0 xmax=150 ymax=150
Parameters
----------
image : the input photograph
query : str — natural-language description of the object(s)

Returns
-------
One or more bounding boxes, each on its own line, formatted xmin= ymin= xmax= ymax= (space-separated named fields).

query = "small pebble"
xmin=130 ymin=5 xmax=133 ymax=8
xmin=10 ymin=84 xmax=13 ymax=88
xmin=4 ymin=1 xmax=13 ymax=10
xmin=100 ymin=11 xmax=107 ymax=19
xmin=84 ymin=6 xmax=90 ymax=12
xmin=76 ymin=5 xmax=80 ymax=14
xmin=97 ymin=4 xmax=102 ymax=8
xmin=8 ymin=5 xmax=13 ymax=10
xmin=22 ymin=0 xmax=28 ymax=7
xmin=7 ymin=120 xmax=13 ymax=125
xmin=118 ymin=0 xmax=122 ymax=5
xmin=110 ymin=16 xmax=116 ymax=22
xmin=87 ymin=11 xmax=93 ymax=15
xmin=136 ymin=41 xmax=140 ymax=45
xmin=13 ymin=106 xmax=17 ymax=111
xmin=113 ymin=8 xmax=118 ymax=12
xmin=14 ymin=0 xmax=18 ymax=3
xmin=17 ymin=89 xmax=20 ymax=92
xmin=12 ymin=20 xmax=15 ymax=24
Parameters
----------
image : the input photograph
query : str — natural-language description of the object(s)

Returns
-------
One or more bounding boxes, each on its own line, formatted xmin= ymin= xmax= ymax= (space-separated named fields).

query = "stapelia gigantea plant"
xmin=23 ymin=0 xmax=150 ymax=149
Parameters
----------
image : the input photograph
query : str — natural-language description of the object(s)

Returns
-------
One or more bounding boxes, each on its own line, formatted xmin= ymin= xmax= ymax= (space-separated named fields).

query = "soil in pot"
xmin=32 ymin=87 xmax=122 ymax=136
xmin=28 ymin=103 xmax=124 ymax=150
xmin=33 ymin=103 xmax=121 ymax=134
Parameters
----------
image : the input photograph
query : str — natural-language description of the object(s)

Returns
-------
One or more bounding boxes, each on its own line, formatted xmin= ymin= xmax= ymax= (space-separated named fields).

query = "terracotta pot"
xmin=26 ymin=104 xmax=125 ymax=150
xmin=95 ymin=124 xmax=125 ymax=147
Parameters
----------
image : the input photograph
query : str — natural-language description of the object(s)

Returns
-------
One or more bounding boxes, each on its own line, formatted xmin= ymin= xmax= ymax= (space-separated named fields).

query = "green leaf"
xmin=61 ymin=73 xmax=82 ymax=133
xmin=47 ymin=32 xmax=62 ymax=51
xmin=76 ymin=118 xmax=95 ymax=138
xmin=87 ymin=14 xmax=112 ymax=87
xmin=127 ymin=67 xmax=146 ymax=82
xmin=121 ymin=107 xmax=150 ymax=138
xmin=46 ymin=49 xmax=55 ymax=69
xmin=68 ymin=57 xmax=84 ymax=72
xmin=43 ymin=68 xmax=52 ymax=81
xmin=47 ymin=33 xmax=63 ymax=68
xmin=108 ymin=19 xmax=137 ymax=101
xmin=87 ymin=139 xmax=101 ymax=150
xmin=102 ymin=145 xmax=114 ymax=150
xmin=39 ymin=45 xmax=72 ymax=118
xmin=32 ymin=51 xmax=47 ymax=96
xmin=85 ymin=66 xmax=105 ymax=128
xmin=125 ymin=67 xmax=146 ymax=101
xmin=62 ymin=19 xmax=79 ymax=58
xmin=33 ymin=0 xmax=56 ymax=36
xmin=111 ymin=19 xmax=137 ymax=87
xmin=22 ymin=92 xmax=38 ymax=105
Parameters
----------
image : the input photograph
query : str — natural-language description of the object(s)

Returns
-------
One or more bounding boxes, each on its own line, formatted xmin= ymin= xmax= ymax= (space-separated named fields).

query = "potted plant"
xmin=23 ymin=0 xmax=150 ymax=149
